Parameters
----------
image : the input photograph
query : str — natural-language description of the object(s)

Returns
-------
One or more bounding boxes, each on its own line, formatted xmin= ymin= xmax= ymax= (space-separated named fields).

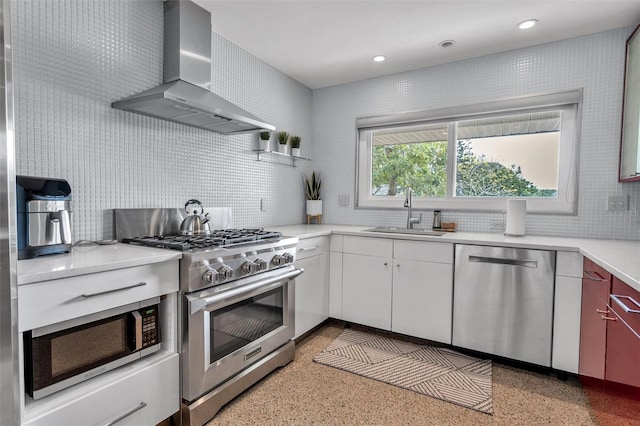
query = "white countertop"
xmin=272 ymin=224 xmax=640 ymax=292
xmin=17 ymin=243 xmax=182 ymax=285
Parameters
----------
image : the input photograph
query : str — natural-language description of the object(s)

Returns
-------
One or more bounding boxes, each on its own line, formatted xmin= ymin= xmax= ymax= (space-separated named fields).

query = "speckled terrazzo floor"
xmin=208 ymin=324 xmax=596 ymax=425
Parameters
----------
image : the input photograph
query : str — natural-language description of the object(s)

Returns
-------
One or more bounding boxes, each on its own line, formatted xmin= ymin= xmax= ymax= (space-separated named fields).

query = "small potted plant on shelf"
xmin=258 ymin=131 xmax=271 ymax=151
xmin=277 ymin=131 xmax=289 ymax=154
xmin=290 ymin=135 xmax=301 ymax=157
xmin=304 ymin=171 xmax=322 ymax=218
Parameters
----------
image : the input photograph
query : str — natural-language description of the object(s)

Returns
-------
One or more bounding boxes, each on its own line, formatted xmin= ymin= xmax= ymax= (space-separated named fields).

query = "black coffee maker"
xmin=17 ymin=176 xmax=72 ymax=259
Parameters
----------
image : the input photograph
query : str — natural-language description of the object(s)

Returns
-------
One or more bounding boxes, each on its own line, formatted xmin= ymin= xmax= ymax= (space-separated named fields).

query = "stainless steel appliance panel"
xmin=182 ymin=266 xmax=300 ymax=401
xmin=452 ymin=244 xmax=555 ymax=366
xmin=0 ymin=1 xmax=19 ymax=423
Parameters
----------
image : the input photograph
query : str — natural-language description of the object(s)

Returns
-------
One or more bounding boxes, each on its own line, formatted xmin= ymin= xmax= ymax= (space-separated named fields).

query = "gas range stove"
xmin=121 ymin=227 xmax=298 ymax=293
xmin=122 ymin=228 xmax=283 ymax=251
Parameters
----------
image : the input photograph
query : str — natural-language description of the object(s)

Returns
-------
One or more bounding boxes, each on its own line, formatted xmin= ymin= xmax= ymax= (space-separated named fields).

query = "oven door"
xmin=183 ymin=265 xmax=302 ymax=401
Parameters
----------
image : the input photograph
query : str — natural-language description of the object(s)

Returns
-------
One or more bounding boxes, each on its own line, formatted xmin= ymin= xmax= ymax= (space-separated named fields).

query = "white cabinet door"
xmin=295 ymin=254 xmax=329 ymax=338
xmin=329 ymin=252 xmax=343 ymax=319
xmin=342 ymin=253 xmax=392 ymax=330
xmin=391 ymin=259 xmax=453 ymax=344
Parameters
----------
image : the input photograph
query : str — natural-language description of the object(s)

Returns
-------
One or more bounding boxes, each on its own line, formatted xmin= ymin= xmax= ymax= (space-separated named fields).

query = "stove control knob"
xmin=202 ymin=268 xmax=218 ymax=284
xmin=255 ymin=259 xmax=268 ymax=271
xmin=283 ymin=253 xmax=294 ymax=264
xmin=241 ymin=261 xmax=257 ymax=274
xmin=272 ymin=254 xmax=284 ymax=266
xmin=217 ymin=266 xmax=233 ymax=281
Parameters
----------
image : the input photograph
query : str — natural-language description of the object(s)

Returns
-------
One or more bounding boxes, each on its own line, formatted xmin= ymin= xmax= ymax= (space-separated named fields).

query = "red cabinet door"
xmin=579 ymin=259 xmax=612 ymax=379
xmin=605 ymin=277 xmax=640 ymax=388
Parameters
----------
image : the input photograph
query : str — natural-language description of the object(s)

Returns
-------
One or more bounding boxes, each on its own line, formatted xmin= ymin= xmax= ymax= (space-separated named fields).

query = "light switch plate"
xmin=607 ymin=195 xmax=627 ymax=212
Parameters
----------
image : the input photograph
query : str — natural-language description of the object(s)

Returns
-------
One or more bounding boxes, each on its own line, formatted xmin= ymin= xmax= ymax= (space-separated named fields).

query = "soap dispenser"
xmin=432 ymin=210 xmax=442 ymax=229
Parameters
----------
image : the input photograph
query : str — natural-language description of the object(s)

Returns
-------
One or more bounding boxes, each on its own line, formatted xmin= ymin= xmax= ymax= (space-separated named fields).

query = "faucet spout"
xmin=404 ymin=188 xmax=422 ymax=229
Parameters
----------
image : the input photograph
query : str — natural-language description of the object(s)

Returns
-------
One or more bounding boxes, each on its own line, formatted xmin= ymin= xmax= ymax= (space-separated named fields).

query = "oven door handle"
xmin=190 ymin=268 xmax=304 ymax=314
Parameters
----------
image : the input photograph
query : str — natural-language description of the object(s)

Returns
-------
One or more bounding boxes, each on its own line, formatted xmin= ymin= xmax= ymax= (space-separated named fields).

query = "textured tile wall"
xmin=312 ymin=28 xmax=640 ymax=240
xmin=12 ymin=0 xmax=313 ymax=242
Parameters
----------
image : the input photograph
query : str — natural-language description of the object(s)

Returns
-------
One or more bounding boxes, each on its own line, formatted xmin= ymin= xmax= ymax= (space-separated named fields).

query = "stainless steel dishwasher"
xmin=452 ymin=244 xmax=555 ymax=366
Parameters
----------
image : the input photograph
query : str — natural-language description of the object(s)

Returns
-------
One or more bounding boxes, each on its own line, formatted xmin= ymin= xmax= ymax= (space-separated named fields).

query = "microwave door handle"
xmin=102 ymin=401 xmax=147 ymax=426
xmin=190 ymin=268 xmax=304 ymax=314
xmin=131 ymin=311 xmax=143 ymax=351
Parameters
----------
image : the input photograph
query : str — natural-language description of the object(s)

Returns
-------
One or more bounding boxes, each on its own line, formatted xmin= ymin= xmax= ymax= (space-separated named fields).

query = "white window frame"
xmin=355 ymin=90 xmax=582 ymax=214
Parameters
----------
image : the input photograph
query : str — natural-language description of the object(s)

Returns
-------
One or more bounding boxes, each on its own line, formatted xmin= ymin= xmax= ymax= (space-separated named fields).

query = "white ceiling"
xmin=192 ymin=1 xmax=640 ymax=89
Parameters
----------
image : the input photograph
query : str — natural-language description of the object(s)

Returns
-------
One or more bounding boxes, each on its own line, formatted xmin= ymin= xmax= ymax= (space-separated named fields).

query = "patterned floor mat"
xmin=313 ymin=329 xmax=493 ymax=415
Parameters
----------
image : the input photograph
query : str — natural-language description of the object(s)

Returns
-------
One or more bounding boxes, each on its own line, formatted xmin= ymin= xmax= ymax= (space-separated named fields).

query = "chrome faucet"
xmin=404 ymin=188 xmax=422 ymax=229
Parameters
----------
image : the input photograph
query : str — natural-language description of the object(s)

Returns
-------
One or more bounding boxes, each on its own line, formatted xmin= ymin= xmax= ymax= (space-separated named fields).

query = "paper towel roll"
xmin=505 ymin=199 xmax=526 ymax=236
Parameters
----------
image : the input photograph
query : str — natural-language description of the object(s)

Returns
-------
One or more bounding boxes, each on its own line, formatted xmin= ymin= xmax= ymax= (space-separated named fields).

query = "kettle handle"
xmin=184 ymin=199 xmax=203 ymax=215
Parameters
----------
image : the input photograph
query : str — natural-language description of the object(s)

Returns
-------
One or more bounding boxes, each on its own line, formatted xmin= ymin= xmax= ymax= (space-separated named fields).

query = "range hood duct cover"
xmin=111 ymin=0 xmax=274 ymax=135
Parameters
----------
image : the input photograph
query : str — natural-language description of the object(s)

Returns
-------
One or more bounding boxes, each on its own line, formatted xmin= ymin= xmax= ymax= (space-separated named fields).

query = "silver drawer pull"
xmin=584 ymin=270 xmax=607 ymax=282
xmin=81 ymin=282 xmax=147 ymax=298
xmin=610 ymin=294 xmax=640 ymax=314
xmin=468 ymin=255 xmax=537 ymax=268
xmin=103 ymin=401 xmax=147 ymax=426
xmin=298 ymin=245 xmax=319 ymax=252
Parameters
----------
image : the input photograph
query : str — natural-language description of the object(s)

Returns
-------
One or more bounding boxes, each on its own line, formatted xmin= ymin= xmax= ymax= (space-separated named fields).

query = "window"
xmin=356 ymin=91 xmax=581 ymax=213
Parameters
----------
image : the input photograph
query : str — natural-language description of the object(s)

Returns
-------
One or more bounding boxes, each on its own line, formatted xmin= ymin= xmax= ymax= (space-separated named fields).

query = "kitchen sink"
xmin=364 ymin=227 xmax=446 ymax=236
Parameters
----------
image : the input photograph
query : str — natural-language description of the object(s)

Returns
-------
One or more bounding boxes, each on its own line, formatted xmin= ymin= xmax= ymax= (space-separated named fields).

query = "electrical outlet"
xmin=490 ymin=220 xmax=504 ymax=230
xmin=260 ymin=198 xmax=267 ymax=212
xmin=607 ymin=195 xmax=627 ymax=212
xmin=338 ymin=194 xmax=350 ymax=207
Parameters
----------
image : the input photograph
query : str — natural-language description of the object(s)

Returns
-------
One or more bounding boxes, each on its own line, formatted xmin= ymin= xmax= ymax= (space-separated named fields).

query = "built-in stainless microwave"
xmin=24 ymin=299 xmax=162 ymax=400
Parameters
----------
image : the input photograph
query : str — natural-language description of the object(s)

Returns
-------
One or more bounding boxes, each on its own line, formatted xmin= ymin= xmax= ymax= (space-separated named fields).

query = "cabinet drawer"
xmin=343 ymin=236 xmax=392 ymax=258
xmin=610 ymin=276 xmax=640 ymax=335
xmin=19 ymin=261 xmax=179 ymax=331
xmin=583 ymin=257 xmax=611 ymax=282
xmin=24 ymin=353 xmax=179 ymax=426
xmin=394 ymin=240 xmax=453 ymax=264
xmin=296 ymin=236 xmax=329 ymax=260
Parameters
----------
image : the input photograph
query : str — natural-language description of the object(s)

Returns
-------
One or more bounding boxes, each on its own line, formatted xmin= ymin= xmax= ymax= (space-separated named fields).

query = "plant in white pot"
xmin=290 ymin=135 xmax=301 ymax=157
xmin=304 ymin=171 xmax=322 ymax=217
xmin=277 ymin=131 xmax=289 ymax=154
xmin=258 ymin=131 xmax=271 ymax=151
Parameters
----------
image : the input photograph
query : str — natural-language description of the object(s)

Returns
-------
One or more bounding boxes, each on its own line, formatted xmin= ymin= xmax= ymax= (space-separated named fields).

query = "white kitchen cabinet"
xmin=295 ymin=236 xmax=330 ymax=338
xmin=342 ymin=252 xmax=393 ymax=330
xmin=340 ymin=237 xmax=453 ymax=336
xmin=391 ymin=241 xmax=453 ymax=344
xmin=553 ymin=251 xmax=583 ymax=374
xmin=329 ymin=235 xmax=344 ymax=319
xmin=329 ymin=251 xmax=343 ymax=319
xmin=23 ymin=353 xmax=179 ymax=426
xmin=18 ymin=258 xmax=180 ymax=425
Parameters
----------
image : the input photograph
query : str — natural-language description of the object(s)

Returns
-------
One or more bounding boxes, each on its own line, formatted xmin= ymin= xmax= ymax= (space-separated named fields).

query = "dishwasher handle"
xmin=468 ymin=255 xmax=538 ymax=268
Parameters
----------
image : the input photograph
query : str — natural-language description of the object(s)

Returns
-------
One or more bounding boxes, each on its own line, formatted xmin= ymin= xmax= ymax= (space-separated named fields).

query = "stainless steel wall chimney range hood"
xmin=112 ymin=0 xmax=275 ymax=135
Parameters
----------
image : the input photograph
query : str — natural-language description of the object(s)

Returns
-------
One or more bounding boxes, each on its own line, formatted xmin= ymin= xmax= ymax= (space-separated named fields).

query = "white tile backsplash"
xmin=12 ymin=0 xmax=313 ymax=242
xmin=11 ymin=1 xmax=640 ymax=242
xmin=312 ymin=27 xmax=640 ymax=240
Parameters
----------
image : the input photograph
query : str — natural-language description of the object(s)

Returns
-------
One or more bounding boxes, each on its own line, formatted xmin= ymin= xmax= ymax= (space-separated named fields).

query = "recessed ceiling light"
xmin=372 ymin=55 xmax=386 ymax=62
xmin=518 ymin=19 xmax=538 ymax=30
xmin=439 ymin=40 xmax=456 ymax=48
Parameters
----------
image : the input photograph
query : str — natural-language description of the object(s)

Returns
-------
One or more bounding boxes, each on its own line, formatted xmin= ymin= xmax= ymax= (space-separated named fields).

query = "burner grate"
xmin=122 ymin=229 xmax=282 ymax=251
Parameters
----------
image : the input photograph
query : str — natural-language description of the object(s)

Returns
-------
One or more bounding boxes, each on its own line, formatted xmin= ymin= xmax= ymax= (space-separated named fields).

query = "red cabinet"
xmin=605 ymin=277 xmax=640 ymax=388
xmin=578 ymin=258 xmax=611 ymax=379
xmin=579 ymin=261 xmax=640 ymax=425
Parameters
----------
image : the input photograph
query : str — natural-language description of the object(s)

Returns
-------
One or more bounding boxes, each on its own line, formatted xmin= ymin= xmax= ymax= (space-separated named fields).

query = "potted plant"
xmin=258 ymin=131 xmax=271 ymax=151
xmin=304 ymin=171 xmax=322 ymax=217
xmin=290 ymin=135 xmax=301 ymax=157
xmin=277 ymin=131 xmax=289 ymax=154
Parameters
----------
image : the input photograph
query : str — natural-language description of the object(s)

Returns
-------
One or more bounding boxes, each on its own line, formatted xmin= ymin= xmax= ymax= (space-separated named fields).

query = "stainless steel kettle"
xmin=179 ymin=199 xmax=212 ymax=236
